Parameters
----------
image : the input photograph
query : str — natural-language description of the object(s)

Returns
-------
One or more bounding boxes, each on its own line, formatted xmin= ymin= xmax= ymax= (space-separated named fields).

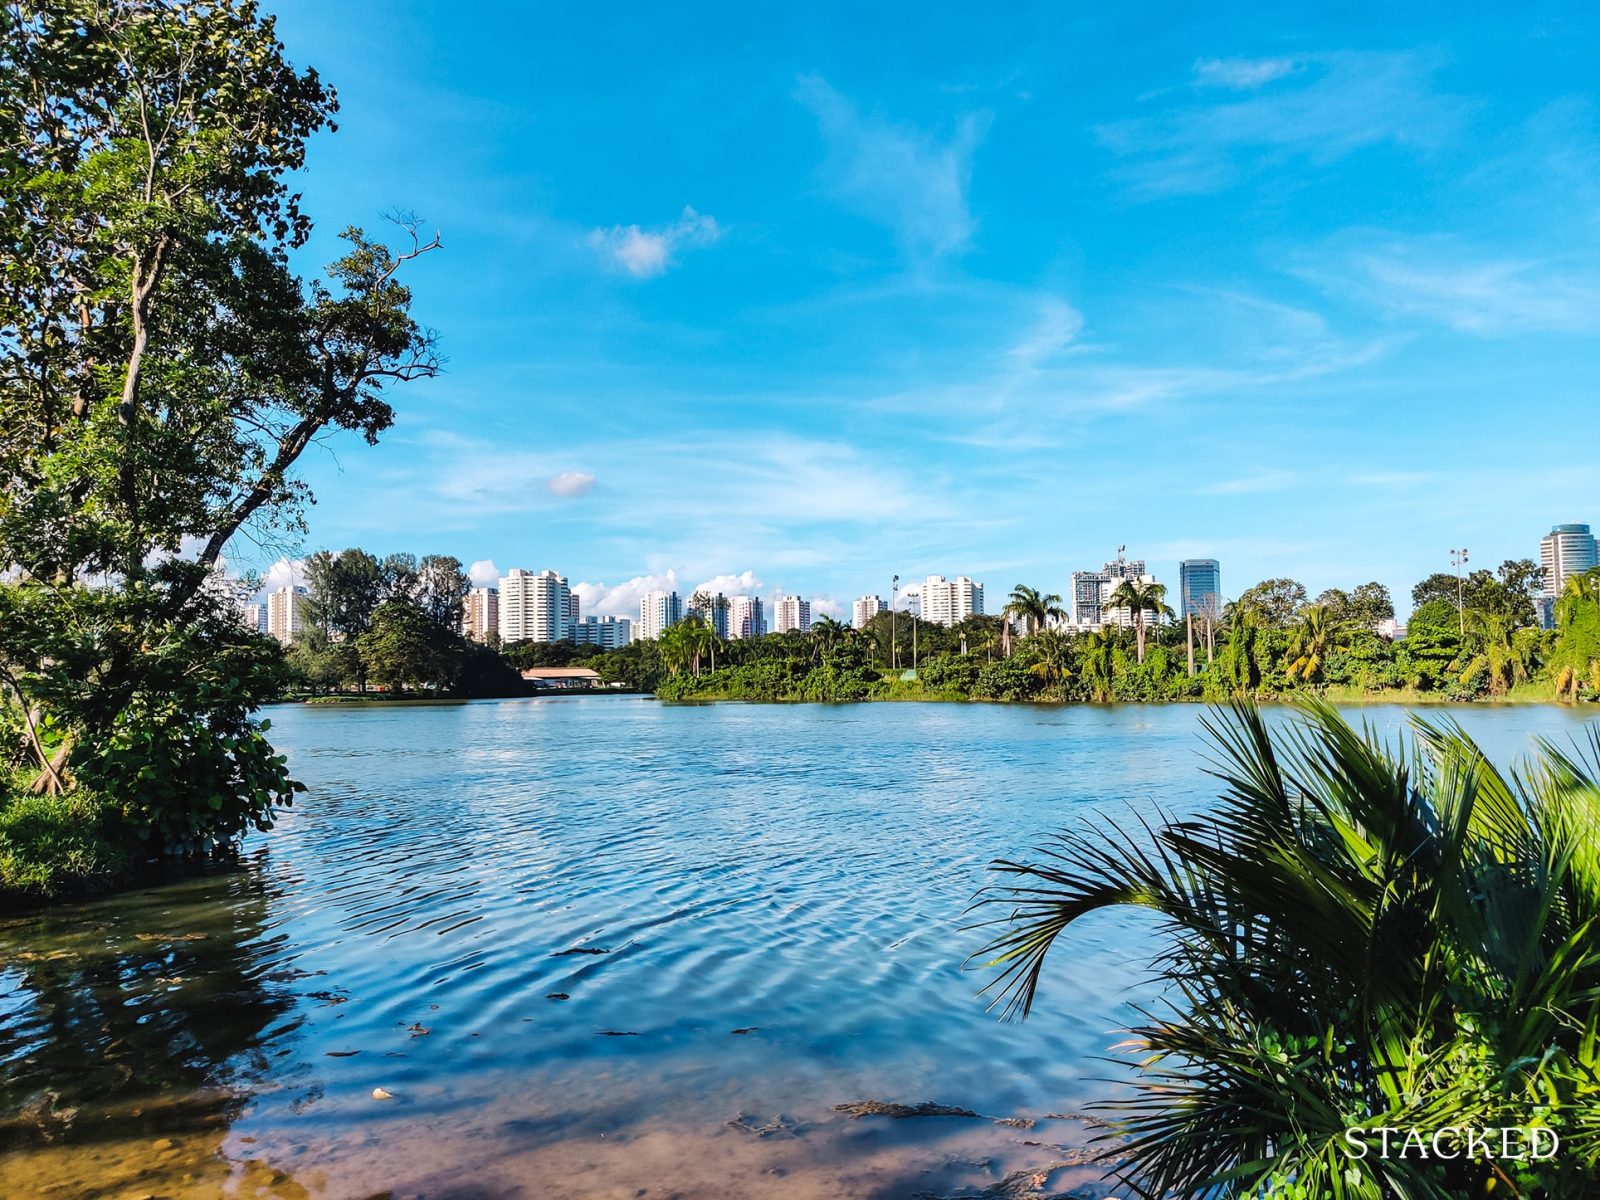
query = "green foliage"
xmin=354 ymin=600 xmax=450 ymax=694
xmin=971 ymin=657 xmax=1040 ymax=701
xmin=0 ymin=784 xmax=134 ymax=906
xmin=1 ymin=568 xmax=301 ymax=849
xmin=918 ymin=654 xmax=980 ymax=693
xmin=1315 ymin=581 xmax=1394 ymax=629
xmin=977 ymin=702 xmax=1600 ymax=1198
xmin=1408 ymin=598 xmax=1462 ymax=636
xmin=501 ymin=639 xmax=605 ymax=671
xmin=1413 ymin=561 xmax=1543 ymax=629
xmin=0 ymin=2 xmax=439 ymax=888
xmin=1234 ymin=578 xmax=1307 ymax=626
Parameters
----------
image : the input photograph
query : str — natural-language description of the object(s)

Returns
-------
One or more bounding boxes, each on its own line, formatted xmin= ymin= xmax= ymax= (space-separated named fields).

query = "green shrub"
xmin=0 ymin=785 xmax=134 ymax=906
xmin=979 ymin=702 xmax=1600 ymax=1198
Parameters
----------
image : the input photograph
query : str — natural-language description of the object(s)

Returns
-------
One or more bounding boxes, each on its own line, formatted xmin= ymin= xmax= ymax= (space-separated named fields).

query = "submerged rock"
xmin=834 ymin=1099 xmax=1036 ymax=1129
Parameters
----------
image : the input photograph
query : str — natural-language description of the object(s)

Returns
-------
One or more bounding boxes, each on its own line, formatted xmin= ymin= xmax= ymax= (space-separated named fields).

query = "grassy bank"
xmin=0 ymin=776 xmax=137 ymax=910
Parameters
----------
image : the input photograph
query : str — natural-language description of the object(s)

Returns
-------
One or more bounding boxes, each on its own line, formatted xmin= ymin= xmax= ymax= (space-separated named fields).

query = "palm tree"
xmin=1282 ymin=602 xmax=1341 ymax=685
xmin=809 ymin=615 xmax=849 ymax=661
xmin=1458 ymin=610 xmax=1536 ymax=697
xmin=673 ymin=615 xmax=712 ymax=678
xmin=1003 ymin=584 xmax=1068 ymax=646
xmin=1024 ymin=629 xmax=1073 ymax=697
xmin=1556 ymin=566 xmax=1600 ymax=627
xmin=974 ymin=700 xmax=1600 ymax=1199
xmin=1103 ymin=578 xmax=1166 ymax=663
xmin=657 ymin=624 xmax=691 ymax=675
xmin=1078 ymin=627 xmax=1116 ymax=702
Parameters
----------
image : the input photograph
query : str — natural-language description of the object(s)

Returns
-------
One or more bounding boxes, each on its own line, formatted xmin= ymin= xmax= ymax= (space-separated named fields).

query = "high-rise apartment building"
xmin=1100 ymin=574 xmax=1164 ymax=629
xmin=772 ymin=595 xmax=811 ymax=634
xmin=571 ymin=615 xmax=633 ymax=648
xmin=461 ymin=586 xmax=499 ymax=642
xmin=1071 ymin=553 xmax=1150 ymax=627
xmin=241 ymin=602 xmax=267 ymax=634
xmin=851 ymin=594 xmax=886 ymax=629
xmin=1179 ymin=559 xmax=1222 ymax=619
xmin=266 ymin=585 xmax=306 ymax=645
xmin=640 ymin=590 xmax=683 ymax=641
xmin=920 ymin=576 xmax=983 ymax=626
xmin=1070 ymin=571 xmax=1109 ymax=626
xmin=727 ymin=595 xmax=766 ymax=640
xmin=1540 ymin=523 xmax=1598 ymax=600
xmin=499 ymin=568 xmax=574 ymax=644
xmin=1107 ymin=554 xmax=1146 ymax=581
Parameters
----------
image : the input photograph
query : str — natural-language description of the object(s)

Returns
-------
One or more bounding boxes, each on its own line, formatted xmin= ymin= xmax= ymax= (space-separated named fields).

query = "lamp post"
xmin=1450 ymin=547 xmax=1469 ymax=637
xmin=890 ymin=574 xmax=899 ymax=671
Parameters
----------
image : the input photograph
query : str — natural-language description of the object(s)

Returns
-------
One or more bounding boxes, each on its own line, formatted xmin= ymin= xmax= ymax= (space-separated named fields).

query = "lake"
xmin=2 ymin=699 xmax=1594 ymax=1199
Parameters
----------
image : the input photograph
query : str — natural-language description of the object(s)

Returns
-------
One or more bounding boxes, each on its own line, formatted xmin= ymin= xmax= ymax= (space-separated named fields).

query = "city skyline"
xmin=248 ymin=514 xmax=1593 ymax=632
xmin=216 ymin=3 xmax=1599 ymax=620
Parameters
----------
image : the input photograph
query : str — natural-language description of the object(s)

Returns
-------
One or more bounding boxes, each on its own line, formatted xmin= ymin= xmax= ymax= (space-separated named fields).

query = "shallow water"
xmin=2 ymin=699 xmax=1593 ymax=1199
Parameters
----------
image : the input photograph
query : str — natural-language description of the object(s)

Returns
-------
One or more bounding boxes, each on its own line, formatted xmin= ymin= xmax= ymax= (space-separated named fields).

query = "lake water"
xmin=2 ymin=699 xmax=1594 ymax=1199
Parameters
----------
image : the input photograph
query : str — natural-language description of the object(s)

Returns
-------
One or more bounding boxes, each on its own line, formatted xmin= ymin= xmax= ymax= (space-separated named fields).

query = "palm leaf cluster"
xmin=976 ymin=701 xmax=1600 ymax=1199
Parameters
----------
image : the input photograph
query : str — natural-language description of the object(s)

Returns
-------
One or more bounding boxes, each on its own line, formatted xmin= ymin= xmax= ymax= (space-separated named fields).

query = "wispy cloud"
xmin=1193 ymin=57 xmax=1301 ymax=90
xmin=1352 ymin=470 xmax=1433 ymax=489
xmin=795 ymin=74 xmax=989 ymax=259
xmin=547 ymin=470 xmax=596 ymax=497
xmin=589 ymin=207 xmax=722 ymax=278
xmin=1196 ymin=468 xmax=1297 ymax=496
xmin=1007 ymin=297 xmax=1084 ymax=367
xmin=1315 ymin=239 xmax=1600 ymax=335
xmin=1099 ymin=51 xmax=1464 ymax=198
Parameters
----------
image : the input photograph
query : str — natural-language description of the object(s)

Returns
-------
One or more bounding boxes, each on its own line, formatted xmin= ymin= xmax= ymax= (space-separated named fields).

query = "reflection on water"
xmin=0 ymin=863 xmax=309 ymax=1196
xmin=2 ymin=698 xmax=1592 ymax=1198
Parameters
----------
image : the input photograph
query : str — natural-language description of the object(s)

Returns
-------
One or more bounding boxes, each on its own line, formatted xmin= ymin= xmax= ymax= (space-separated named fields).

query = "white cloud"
xmin=467 ymin=559 xmax=501 ymax=587
xmin=1099 ymin=52 xmax=1463 ymax=198
xmin=589 ymin=207 xmax=722 ymax=278
xmin=261 ymin=557 xmax=305 ymax=590
xmin=573 ymin=571 xmax=681 ymax=619
xmin=689 ymin=570 xmax=765 ymax=598
xmin=795 ymin=74 xmax=988 ymax=259
xmin=1193 ymin=57 xmax=1299 ymax=90
xmin=1197 ymin=469 xmax=1297 ymax=496
xmin=547 ymin=470 xmax=596 ymax=497
xmin=810 ymin=595 xmax=844 ymax=619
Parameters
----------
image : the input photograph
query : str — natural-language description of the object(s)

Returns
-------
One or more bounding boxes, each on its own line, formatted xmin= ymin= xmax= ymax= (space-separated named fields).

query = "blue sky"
xmin=249 ymin=1 xmax=1600 ymax=619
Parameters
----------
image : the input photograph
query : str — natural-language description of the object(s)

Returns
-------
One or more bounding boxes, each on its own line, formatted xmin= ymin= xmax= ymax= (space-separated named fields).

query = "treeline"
xmin=282 ymin=549 xmax=522 ymax=697
xmin=610 ymin=560 xmax=1600 ymax=704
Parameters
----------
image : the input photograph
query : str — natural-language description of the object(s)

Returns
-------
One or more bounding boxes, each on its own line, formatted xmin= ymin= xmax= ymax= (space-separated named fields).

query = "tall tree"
xmin=1234 ymin=578 xmax=1307 ymax=627
xmin=0 ymin=1 xmax=438 ymax=845
xmin=416 ymin=554 xmax=468 ymax=630
xmin=303 ymin=549 xmax=383 ymax=642
xmin=1003 ymin=584 xmax=1066 ymax=641
xmin=1283 ymin=603 xmax=1341 ymax=685
xmin=1104 ymin=578 xmax=1167 ymax=663
xmin=379 ymin=552 xmax=421 ymax=605
xmin=356 ymin=600 xmax=445 ymax=695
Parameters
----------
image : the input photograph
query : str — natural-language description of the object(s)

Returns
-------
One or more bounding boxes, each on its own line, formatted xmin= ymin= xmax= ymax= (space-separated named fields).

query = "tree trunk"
xmin=28 ymin=734 xmax=75 ymax=796
xmin=1186 ymin=614 xmax=1195 ymax=677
